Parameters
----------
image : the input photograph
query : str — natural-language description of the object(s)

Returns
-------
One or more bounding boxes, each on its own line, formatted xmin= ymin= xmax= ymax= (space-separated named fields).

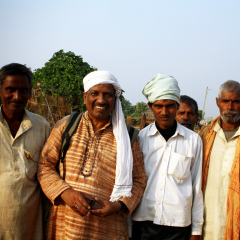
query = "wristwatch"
xmin=117 ymin=200 xmax=127 ymax=213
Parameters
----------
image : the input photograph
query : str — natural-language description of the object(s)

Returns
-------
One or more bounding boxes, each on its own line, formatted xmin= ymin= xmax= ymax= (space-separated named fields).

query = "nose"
xmin=162 ymin=106 xmax=168 ymax=115
xmin=227 ymin=101 xmax=234 ymax=111
xmin=13 ymin=90 xmax=22 ymax=101
xmin=182 ymin=112 xmax=189 ymax=121
xmin=96 ymin=93 xmax=107 ymax=104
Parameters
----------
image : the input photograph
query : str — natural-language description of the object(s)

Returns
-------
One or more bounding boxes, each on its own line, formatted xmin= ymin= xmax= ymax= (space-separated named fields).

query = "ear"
xmin=216 ymin=97 xmax=220 ymax=108
xmin=83 ymin=92 xmax=87 ymax=105
xmin=148 ymin=102 xmax=153 ymax=110
xmin=176 ymin=102 xmax=180 ymax=110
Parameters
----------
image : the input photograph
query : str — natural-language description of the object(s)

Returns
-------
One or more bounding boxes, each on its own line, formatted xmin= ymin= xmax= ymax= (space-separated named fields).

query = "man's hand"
xmin=190 ymin=235 xmax=201 ymax=240
xmin=90 ymin=198 xmax=121 ymax=218
xmin=61 ymin=189 xmax=94 ymax=217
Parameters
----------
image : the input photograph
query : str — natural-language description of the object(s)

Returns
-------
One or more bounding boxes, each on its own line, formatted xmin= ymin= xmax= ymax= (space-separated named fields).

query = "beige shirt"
xmin=0 ymin=108 xmax=50 ymax=240
xmin=203 ymin=120 xmax=240 ymax=240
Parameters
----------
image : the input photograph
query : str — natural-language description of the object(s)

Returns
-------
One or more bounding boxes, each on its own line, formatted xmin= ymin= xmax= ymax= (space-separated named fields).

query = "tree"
xmin=33 ymin=50 xmax=97 ymax=111
xmin=120 ymin=96 xmax=135 ymax=117
xmin=133 ymin=102 xmax=148 ymax=117
xmin=198 ymin=110 xmax=203 ymax=119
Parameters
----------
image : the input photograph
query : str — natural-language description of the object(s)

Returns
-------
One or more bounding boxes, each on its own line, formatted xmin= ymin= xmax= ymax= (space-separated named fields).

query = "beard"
xmin=221 ymin=111 xmax=240 ymax=123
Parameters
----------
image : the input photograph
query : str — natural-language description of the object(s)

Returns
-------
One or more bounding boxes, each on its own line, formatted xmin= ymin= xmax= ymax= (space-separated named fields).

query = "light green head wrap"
xmin=142 ymin=73 xmax=180 ymax=103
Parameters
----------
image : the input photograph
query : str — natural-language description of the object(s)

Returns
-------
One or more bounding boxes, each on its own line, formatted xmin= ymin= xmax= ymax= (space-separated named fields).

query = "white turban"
xmin=142 ymin=74 xmax=180 ymax=103
xmin=83 ymin=71 xmax=133 ymax=202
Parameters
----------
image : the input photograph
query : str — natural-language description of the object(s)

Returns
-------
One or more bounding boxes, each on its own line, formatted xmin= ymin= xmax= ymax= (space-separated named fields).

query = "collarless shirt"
xmin=0 ymin=108 xmax=50 ymax=240
xmin=133 ymin=121 xmax=203 ymax=235
xmin=203 ymin=120 xmax=240 ymax=240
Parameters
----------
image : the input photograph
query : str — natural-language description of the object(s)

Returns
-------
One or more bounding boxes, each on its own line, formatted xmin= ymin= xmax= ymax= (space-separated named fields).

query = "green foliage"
xmin=120 ymin=94 xmax=135 ymax=117
xmin=33 ymin=50 xmax=97 ymax=111
xmin=133 ymin=102 xmax=148 ymax=117
xmin=198 ymin=110 xmax=203 ymax=119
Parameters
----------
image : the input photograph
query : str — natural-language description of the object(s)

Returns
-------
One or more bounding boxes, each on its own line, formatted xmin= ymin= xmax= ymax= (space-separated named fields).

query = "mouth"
xmin=95 ymin=106 xmax=106 ymax=109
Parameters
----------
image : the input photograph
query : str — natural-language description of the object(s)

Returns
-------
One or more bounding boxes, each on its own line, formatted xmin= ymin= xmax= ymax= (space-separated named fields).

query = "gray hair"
xmin=218 ymin=80 xmax=240 ymax=99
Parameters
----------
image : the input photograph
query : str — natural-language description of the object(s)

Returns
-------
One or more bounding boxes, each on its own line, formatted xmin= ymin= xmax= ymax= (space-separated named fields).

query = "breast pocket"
xmin=23 ymin=150 xmax=38 ymax=180
xmin=167 ymin=151 xmax=191 ymax=182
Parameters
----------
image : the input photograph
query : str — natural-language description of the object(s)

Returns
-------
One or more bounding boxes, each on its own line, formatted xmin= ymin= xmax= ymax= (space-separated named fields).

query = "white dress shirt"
xmin=133 ymin=121 xmax=203 ymax=235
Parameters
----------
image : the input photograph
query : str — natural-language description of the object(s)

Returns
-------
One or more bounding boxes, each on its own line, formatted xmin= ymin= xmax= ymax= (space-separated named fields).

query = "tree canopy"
xmin=133 ymin=102 xmax=148 ymax=117
xmin=33 ymin=50 xmax=97 ymax=110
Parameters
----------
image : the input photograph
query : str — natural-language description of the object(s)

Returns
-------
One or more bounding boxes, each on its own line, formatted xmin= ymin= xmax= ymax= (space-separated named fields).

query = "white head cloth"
xmin=83 ymin=71 xmax=133 ymax=202
xmin=142 ymin=73 xmax=180 ymax=103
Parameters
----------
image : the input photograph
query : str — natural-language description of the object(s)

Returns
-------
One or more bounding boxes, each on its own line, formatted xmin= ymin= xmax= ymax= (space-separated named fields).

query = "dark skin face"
xmin=216 ymin=91 xmax=240 ymax=129
xmin=148 ymin=99 xmax=179 ymax=129
xmin=176 ymin=102 xmax=199 ymax=130
xmin=0 ymin=74 xmax=30 ymax=137
xmin=83 ymin=84 xmax=115 ymax=132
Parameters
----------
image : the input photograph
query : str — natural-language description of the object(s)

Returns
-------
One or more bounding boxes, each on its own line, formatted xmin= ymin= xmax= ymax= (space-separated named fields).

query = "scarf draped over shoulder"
xmin=199 ymin=116 xmax=240 ymax=240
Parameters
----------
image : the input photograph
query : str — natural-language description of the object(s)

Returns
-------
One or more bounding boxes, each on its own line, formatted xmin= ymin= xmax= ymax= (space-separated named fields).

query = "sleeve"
xmin=37 ymin=116 xmax=72 ymax=205
xmin=191 ymin=136 xmax=204 ymax=235
xmin=119 ymin=138 xmax=147 ymax=216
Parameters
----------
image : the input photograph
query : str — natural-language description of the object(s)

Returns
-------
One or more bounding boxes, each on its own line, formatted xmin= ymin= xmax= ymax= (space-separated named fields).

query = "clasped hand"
xmin=61 ymin=189 xmax=121 ymax=218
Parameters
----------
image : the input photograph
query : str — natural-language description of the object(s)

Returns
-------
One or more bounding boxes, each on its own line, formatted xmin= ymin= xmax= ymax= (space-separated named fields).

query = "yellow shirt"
xmin=203 ymin=120 xmax=240 ymax=240
xmin=0 ymin=108 xmax=50 ymax=240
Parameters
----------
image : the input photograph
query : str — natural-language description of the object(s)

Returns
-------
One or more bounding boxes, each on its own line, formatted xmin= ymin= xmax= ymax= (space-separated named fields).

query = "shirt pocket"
xmin=23 ymin=149 xmax=38 ymax=180
xmin=167 ymin=151 xmax=191 ymax=182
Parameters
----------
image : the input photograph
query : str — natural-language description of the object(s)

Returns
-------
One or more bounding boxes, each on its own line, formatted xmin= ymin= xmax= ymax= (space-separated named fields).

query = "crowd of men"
xmin=0 ymin=62 xmax=239 ymax=240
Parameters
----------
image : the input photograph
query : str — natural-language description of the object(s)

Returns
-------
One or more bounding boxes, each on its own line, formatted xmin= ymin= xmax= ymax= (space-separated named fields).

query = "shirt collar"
xmin=214 ymin=118 xmax=240 ymax=138
xmin=147 ymin=120 xmax=185 ymax=138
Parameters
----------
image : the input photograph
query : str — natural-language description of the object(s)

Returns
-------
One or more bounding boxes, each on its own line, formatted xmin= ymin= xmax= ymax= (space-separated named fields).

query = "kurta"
xmin=37 ymin=112 xmax=147 ymax=240
xmin=0 ymin=108 xmax=50 ymax=240
xmin=203 ymin=120 xmax=240 ymax=240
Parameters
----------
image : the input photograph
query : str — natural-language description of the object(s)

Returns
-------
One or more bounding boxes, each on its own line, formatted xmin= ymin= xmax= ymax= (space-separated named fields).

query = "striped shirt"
xmin=37 ymin=112 xmax=146 ymax=240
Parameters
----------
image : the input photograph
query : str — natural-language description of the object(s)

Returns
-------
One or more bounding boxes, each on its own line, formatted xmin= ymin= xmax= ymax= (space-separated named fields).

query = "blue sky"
xmin=1 ymin=0 xmax=240 ymax=118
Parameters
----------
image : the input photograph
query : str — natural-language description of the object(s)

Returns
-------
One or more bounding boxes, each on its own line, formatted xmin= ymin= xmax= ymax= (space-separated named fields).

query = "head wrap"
xmin=142 ymin=74 xmax=180 ymax=103
xmin=83 ymin=71 xmax=133 ymax=202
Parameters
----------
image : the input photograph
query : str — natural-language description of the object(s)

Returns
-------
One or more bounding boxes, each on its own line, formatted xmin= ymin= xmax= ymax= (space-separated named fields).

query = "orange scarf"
xmin=199 ymin=117 xmax=240 ymax=240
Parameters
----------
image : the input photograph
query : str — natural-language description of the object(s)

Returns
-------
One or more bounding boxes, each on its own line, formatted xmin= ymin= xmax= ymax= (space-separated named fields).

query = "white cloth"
xmin=133 ymin=122 xmax=203 ymax=235
xmin=83 ymin=71 xmax=133 ymax=202
xmin=0 ymin=108 xmax=50 ymax=240
xmin=203 ymin=121 xmax=240 ymax=240
xmin=142 ymin=74 xmax=180 ymax=103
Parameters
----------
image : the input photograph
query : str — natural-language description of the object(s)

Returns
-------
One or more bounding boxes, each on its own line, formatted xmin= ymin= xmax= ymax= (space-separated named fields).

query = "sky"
xmin=1 ymin=0 xmax=240 ymax=118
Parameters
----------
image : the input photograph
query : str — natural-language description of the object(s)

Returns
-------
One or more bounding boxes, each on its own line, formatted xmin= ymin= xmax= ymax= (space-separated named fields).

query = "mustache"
xmin=222 ymin=111 xmax=238 ymax=116
xmin=9 ymin=100 xmax=24 ymax=104
xmin=180 ymin=120 xmax=193 ymax=127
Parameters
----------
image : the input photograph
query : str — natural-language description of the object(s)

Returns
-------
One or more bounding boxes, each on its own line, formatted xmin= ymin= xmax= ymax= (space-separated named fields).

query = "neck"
xmin=89 ymin=116 xmax=110 ymax=132
xmin=1 ymin=107 xmax=24 ymax=124
xmin=221 ymin=119 xmax=240 ymax=130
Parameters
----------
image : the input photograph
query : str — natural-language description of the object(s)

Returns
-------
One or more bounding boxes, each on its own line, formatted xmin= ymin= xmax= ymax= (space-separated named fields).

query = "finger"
xmin=78 ymin=194 xmax=91 ymax=210
xmin=94 ymin=197 xmax=104 ymax=206
xmin=90 ymin=209 xmax=105 ymax=217
xmin=76 ymin=199 xmax=90 ymax=216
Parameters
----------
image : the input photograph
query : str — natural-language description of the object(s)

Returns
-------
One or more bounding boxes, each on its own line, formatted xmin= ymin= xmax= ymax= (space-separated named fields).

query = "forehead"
xmin=88 ymin=84 xmax=115 ymax=93
xmin=2 ymin=74 xmax=29 ymax=88
xmin=220 ymin=91 xmax=240 ymax=100
xmin=179 ymin=102 xmax=195 ymax=112
xmin=153 ymin=99 xmax=177 ymax=105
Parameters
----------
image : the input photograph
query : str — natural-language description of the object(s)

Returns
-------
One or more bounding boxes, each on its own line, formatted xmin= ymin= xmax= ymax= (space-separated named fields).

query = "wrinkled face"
xmin=217 ymin=91 xmax=240 ymax=123
xmin=83 ymin=84 xmax=115 ymax=121
xmin=149 ymin=99 xmax=179 ymax=129
xmin=176 ymin=102 xmax=198 ymax=130
xmin=0 ymin=74 xmax=30 ymax=115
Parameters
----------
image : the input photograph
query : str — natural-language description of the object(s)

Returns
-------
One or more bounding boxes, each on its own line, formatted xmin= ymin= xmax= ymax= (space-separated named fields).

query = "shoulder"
xmin=138 ymin=123 xmax=156 ymax=144
xmin=26 ymin=110 xmax=50 ymax=128
xmin=178 ymin=123 xmax=202 ymax=144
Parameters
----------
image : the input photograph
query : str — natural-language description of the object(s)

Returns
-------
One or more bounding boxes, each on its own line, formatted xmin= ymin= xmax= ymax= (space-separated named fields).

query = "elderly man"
xmin=200 ymin=80 xmax=240 ymax=240
xmin=37 ymin=71 xmax=147 ymax=239
xmin=132 ymin=74 xmax=203 ymax=240
xmin=0 ymin=63 xmax=50 ymax=239
xmin=176 ymin=95 xmax=199 ymax=131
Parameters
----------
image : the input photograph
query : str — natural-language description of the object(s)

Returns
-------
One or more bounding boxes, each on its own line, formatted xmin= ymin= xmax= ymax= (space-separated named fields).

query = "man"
xmin=199 ymin=80 xmax=240 ymax=240
xmin=132 ymin=74 xmax=203 ymax=240
xmin=0 ymin=63 xmax=50 ymax=239
xmin=37 ymin=71 xmax=147 ymax=239
xmin=176 ymin=95 xmax=199 ymax=131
